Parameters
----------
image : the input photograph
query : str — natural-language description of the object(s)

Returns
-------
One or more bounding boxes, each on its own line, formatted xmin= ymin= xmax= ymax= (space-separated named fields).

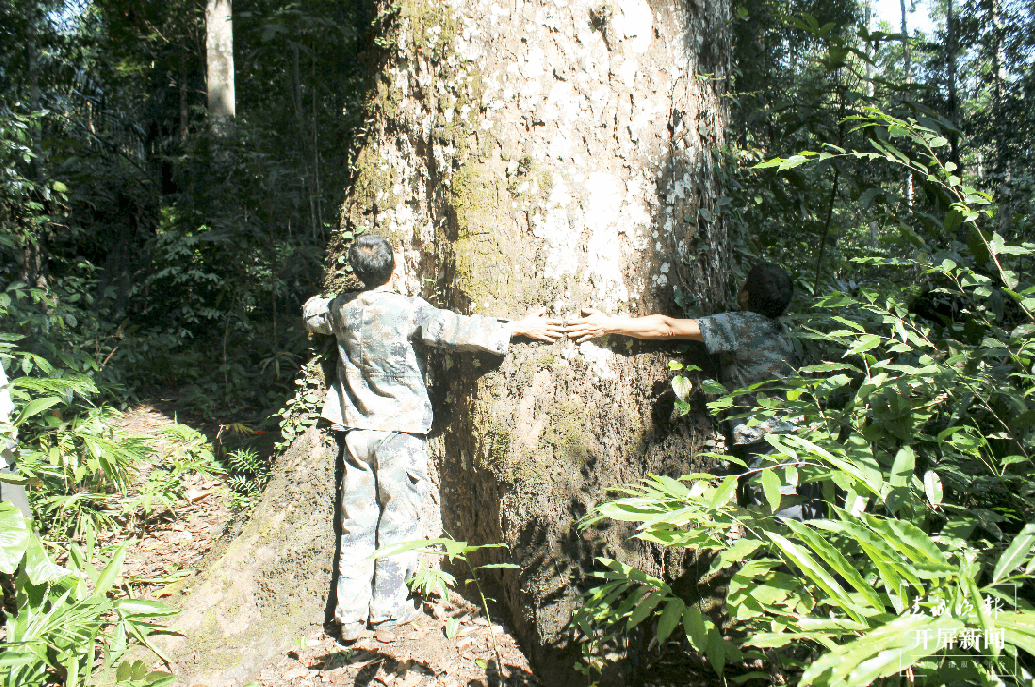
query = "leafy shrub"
xmin=573 ymin=110 xmax=1035 ymax=686
xmin=0 ymin=503 xmax=176 ymax=687
xmin=224 ymin=446 xmax=272 ymax=512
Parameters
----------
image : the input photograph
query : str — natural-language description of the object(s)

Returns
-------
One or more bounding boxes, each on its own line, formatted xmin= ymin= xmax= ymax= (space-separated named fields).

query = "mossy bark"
xmin=332 ymin=0 xmax=734 ymax=680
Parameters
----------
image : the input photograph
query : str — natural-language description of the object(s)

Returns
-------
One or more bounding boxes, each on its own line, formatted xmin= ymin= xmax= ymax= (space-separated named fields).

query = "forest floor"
xmin=113 ymin=403 xmax=540 ymax=687
xmin=112 ymin=402 xmax=715 ymax=687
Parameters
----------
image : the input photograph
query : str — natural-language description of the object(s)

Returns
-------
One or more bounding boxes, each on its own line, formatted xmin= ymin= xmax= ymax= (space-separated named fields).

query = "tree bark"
xmin=331 ymin=0 xmax=732 ymax=677
xmin=899 ymin=0 xmax=911 ymax=84
xmin=946 ymin=0 xmax=960 ymax=167
xmin=990 ymin=0 xmax=1007 ymax=182
xmin=23 ymin=0 xmax=49 ymax=291
xmin=152 ymin=0 xmax=732 ymax=683
xmin=205 ymin=0 xmax=235 ymax=130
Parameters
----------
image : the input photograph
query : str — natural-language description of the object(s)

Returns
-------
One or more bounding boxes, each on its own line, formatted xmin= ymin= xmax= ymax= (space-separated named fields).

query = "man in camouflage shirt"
xmin=566 ymin=262 xmax=818 ymax=519
xmin=304 ymin=235 xmax=562 ymax=640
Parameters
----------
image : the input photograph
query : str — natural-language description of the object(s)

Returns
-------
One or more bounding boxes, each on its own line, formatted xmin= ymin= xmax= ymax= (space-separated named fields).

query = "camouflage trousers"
xmin=336 ymin=429 xmax=428 ymax=627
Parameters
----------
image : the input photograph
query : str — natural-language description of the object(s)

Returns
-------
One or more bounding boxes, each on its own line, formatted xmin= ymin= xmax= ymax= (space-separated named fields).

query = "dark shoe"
xmin=371 ymin=603 xmax=422 ymax=629
xmin=337 ymin=622 xmax=365 ymax=642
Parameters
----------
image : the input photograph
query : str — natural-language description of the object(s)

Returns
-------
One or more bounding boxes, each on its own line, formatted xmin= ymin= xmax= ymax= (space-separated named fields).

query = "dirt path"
xmin=113 ymin=404 xmax=539 ymax=687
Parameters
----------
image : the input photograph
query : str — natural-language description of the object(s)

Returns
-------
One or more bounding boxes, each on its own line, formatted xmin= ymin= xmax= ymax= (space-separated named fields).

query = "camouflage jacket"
xmin=697 ymin=311 xmax=798 ymax=445
xmin=303 ymin=286 xmax=513 ymax=434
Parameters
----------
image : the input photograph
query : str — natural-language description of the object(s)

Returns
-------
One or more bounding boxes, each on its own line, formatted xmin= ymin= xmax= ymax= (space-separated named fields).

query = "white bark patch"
xmin=533 ymin=177 xmax=581 ymax=279
xmin=578 ymin=340 xmax=616 ymax=380
xmin=612 ymin=0 xmax=653 ymax=53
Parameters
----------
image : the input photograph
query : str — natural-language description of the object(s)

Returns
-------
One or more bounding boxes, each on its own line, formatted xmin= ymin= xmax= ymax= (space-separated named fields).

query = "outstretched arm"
xmin=565 ymin=307 xmax=702 ymax=343
xmin=510 ymin=306 xmax=565 ymax=342
xmin=419 ymin=303 xmax=563 ymax=354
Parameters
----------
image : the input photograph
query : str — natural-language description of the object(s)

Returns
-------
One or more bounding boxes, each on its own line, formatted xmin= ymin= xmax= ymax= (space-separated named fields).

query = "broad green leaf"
xmin=745 ymin=632 xmax=809 ymax=648
xmin=652 ymin=474 xmax=690 ymax=499
xmin=683 ymin=606 xmax=708 ymax=655
xmin=373 ymin=538 xmax=447 ymax=559
xmin=95 ymin=543 xmax=128 ymax=598
xmin=13 ymin=396 xmax=61 ymax=425
xmin=23 ymin=531 xmax=70 ymax=584
xmin=923 ymin=471 xmax=943 ymax=505
xmin=890 ymin=446 xmax=914 ymax=488
xmin=115 ymin=598 xmax=178 ymax=617
xmin=0 ymin=652 xmax=37 ymax=668
xmin=862 ymin=514 xmax=953 ymax=572
xmin=656 ymin=597 xmax=685 ymax=645
xmin=705 ymin=625 xmax=726 ymax=676
xmin=782 ymin=520 xmax=885 ymax=612
xmin=627 ymin=591 xmax=665 ymax=628
xmin=967 ymin=577 xmax=996 ymax=658
xmin=992 ymin=524 xmax=1035 ymax=584
xmin=700 ymin=380 xmax=727 ymax=395
xmin=994 ymin=612 xmax=1035 ymax=656
xmin=760 ymin=469 xmax=781 ymax=513
xmin=844 ymin=334 xmax=882 ymax=357
xmin=671 ymin=375 xmax=692 ymax=400
xmin=710 ymin=475 xmax=738 ymax=508
xmin=768 ymin=532 xmax=865 ymax=623
xmin=708 ymin=539 xmax=764 ymax=575
xmin=944 ymin=208 xmax=963 ymax=236
xmin=0 ymin=501 xmax=30 ymax=574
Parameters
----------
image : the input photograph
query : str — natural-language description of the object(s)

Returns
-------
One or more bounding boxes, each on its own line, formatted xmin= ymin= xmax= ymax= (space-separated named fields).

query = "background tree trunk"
xmin=154 ymin=0 xmax=732 ymax=683
xmin=946 ymin=0 xmax=960 ymax=167
xmin=22 ymin=0 xmax=48 ymax=291
xmin=205 ymin=0 xmax=235 ymax=128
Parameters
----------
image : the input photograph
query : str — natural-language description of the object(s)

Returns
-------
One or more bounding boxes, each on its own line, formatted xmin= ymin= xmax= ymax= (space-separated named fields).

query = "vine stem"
xmin=463 ymin=556 xmax=508 ymax=685
xmin=813 ymin=166 xmax=841 ymax=296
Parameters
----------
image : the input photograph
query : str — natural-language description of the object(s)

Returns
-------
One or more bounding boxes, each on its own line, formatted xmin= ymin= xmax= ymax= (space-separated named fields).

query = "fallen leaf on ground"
xmin=155 ymin=578 xmax=191 ymax=597
xmin=283 ymin=666 xmax=310 ymax=680
xmin=186 ymin=488 xmax=210 ymax=502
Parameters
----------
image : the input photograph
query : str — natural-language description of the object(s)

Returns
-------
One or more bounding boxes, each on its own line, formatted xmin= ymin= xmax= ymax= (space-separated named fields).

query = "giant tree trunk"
xmin=153 ymin=0 xmax=731 ymax=683
xmin=332 ymin=0 xmax=733 ymax=675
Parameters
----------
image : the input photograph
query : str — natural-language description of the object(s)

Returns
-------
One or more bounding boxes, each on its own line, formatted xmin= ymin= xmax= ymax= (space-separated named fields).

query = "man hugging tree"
xmin=566 ymin=262 xmax=820 ymax=520
xmin=304 ymin=235 xmax=562 ymax=640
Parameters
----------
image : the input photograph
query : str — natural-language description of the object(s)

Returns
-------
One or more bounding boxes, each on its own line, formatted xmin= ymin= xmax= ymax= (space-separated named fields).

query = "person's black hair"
xmin=348 ymin=234 xmax=395 ymax=288
xmin=743 ymin=262 xmax=793 ymax=318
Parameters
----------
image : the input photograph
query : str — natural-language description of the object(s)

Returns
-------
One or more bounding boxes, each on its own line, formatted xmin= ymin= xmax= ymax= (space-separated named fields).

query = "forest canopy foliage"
xmin=0 ymin=0 xmax=1033 ymax=684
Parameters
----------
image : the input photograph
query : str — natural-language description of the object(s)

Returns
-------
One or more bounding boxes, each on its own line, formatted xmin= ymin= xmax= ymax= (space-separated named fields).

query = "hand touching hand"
xmin=565 ymin=307 xmax=613 ymax=343
xmin=512 ymin=306 xmax=564 ymax=342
